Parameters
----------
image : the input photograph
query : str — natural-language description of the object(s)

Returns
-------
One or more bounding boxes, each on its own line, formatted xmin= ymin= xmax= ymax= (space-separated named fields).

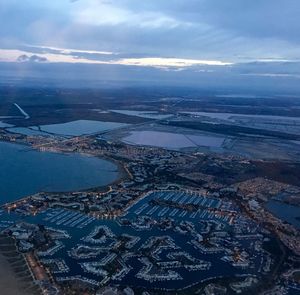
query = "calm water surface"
xmin=266 ymin=200 xmax=300 ymax=229
xmin=0 ymin=121 xmax=14 ymax=128
xmin=182 ymin=111 xmax=300 ymax=122
xmin=123 ymin=130 xmax=225 ymax=149
xmin=39 ymin=120 xmax=128 ymax=136
xmin=0 ymin=141 xmax=119 ymax=204
xmin=111 ymin=109 xmax=172 ymax=119
xmin=7 ymin=127 xmax=49 ymax=136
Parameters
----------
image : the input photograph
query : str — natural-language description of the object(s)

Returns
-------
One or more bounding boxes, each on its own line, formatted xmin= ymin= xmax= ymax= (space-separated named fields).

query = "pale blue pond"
xmin=38 ymin=120 xmax=129 ymax=136
xmin=182 ymin=111 xmax=300 ymax=122
xmin=7 ymin=127 xmax=50 ymax=136
xmin=123 ymin=130 xmax=225 ymax=149
xmin=111 ymin=110 xmax=172 ymax=120
xmin=0 ymin=121 xmax=14 ymax=128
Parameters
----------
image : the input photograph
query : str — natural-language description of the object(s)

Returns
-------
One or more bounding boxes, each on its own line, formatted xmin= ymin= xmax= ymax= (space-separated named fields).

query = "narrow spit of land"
xmin=13 ymin=103 xmax=30 ymax=120
xmin=0 ymin=235 xmax=40 ymax=295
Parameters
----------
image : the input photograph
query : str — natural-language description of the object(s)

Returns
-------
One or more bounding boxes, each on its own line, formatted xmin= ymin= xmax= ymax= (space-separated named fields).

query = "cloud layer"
xmin=0 ymin=0 xmax=300 ymax=92
xmin=1 ymin=0 xmax=300 ymax=60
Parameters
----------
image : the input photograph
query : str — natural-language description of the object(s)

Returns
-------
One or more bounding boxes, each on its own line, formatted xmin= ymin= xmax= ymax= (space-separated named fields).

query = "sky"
xmin=0 ymin=0 xmax=300 ymax=92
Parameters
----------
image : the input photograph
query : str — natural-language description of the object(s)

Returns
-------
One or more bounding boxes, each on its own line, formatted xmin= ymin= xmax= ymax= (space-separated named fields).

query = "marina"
xmin=0 ymin=190 xmax=272 ymax=291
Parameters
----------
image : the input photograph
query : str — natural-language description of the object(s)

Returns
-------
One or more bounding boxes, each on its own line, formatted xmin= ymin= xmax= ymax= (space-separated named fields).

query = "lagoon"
xmin=38 ymin=120 xmax=128 ymax=136
xmin=266 ymin=200 xmax=300 ymax=229
xmin=0 ymin=141 xmax=119 ymax=204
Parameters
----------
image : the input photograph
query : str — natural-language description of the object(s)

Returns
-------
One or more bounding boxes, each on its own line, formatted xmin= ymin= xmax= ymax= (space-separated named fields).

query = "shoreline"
xmin=0 ymin=139 xmax=129 ymax=208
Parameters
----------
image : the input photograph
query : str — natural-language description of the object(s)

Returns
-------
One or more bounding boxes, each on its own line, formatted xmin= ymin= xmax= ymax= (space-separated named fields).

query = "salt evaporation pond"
xmin=7 ymin=127 xmax=49 ymax=136
xmin=123 ymin=130 xmax=225 ymax=149
xmin=0 ymin=121 xmax=14 ymax=128
xmin=38 ymin=120 xmax=129 ymax=136
xmin=111 ymin=110 xmax=172 ymax=119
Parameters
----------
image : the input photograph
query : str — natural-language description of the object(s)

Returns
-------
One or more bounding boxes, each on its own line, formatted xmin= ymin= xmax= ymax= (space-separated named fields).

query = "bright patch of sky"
xmin=0 ymin=0 xmax=300 ymax=88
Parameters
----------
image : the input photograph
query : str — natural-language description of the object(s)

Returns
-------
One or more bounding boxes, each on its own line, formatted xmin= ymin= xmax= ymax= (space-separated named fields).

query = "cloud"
xmin=71 ymin=0 xmax=189 ymax=28
xmin=117 ymin=57 xmax=232 ymax=68
xmin=17 ymin=54 xmax=48 ymax=63
xmin=32 ymin=45 xmax=114 ymax=55
xmin=0 ymin=48 xmax=231 ymax=69
xmin=2 ymin=0 xmax=300 ymax=62
xmin=0 ymin=0 xmax=300 ymax=92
